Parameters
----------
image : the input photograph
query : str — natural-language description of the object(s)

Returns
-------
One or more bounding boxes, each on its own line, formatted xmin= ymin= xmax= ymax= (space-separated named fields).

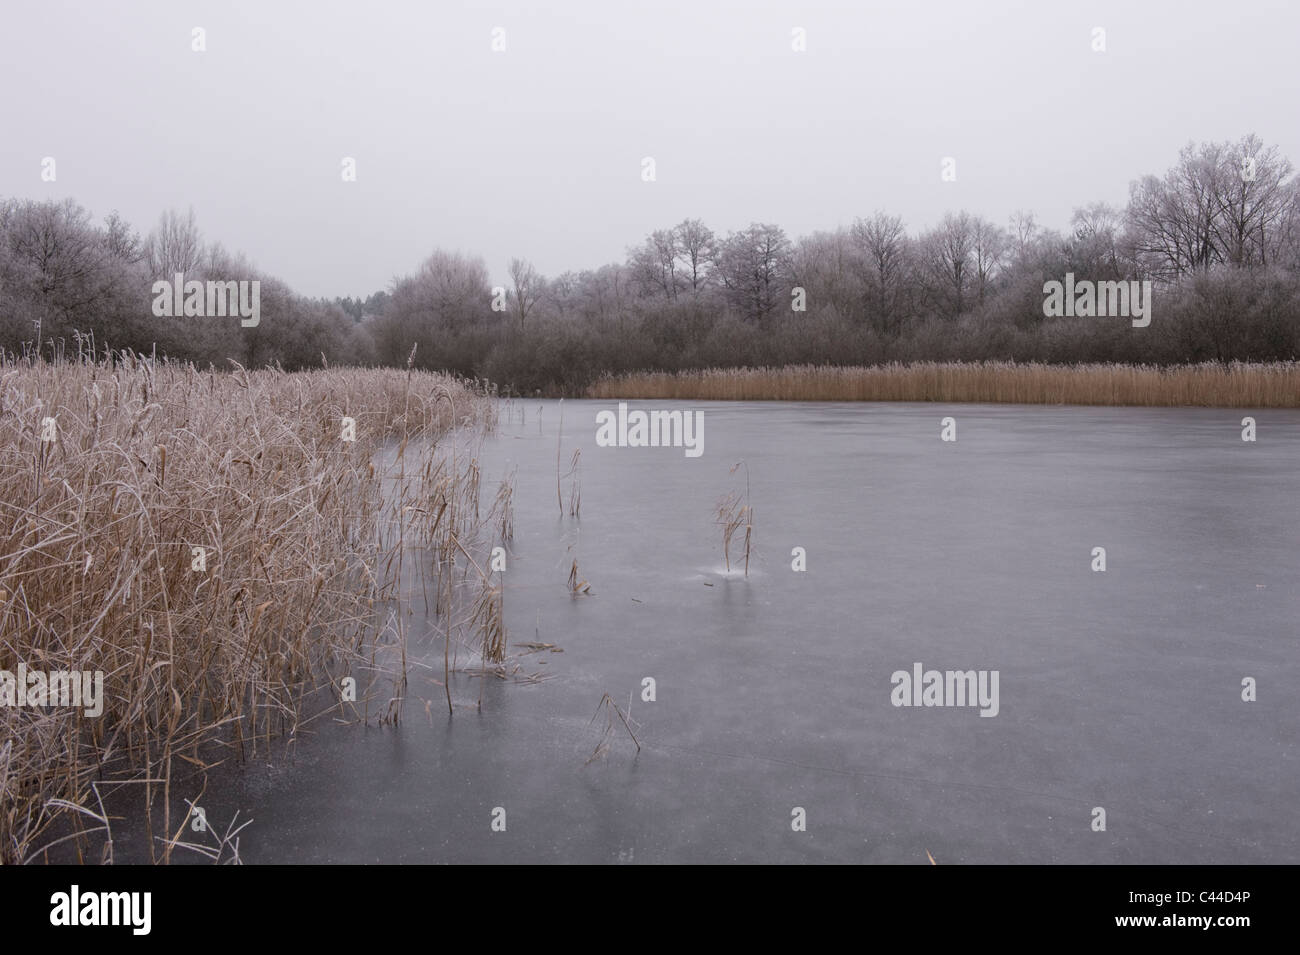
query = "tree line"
xmin=2 ymin=133 xmax=1297 ymax=391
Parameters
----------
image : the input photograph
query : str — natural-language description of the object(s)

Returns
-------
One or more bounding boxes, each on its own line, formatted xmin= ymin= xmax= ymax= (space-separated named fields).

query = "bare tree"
xmin=1126 ymin=136 xmax=1299 ymax=279
xmin=918 ymin=212 xmax=977 ymax=318
xmin=1212 ymin=134 xmax=1294 ymax=268
xmin=626 ymin=230 xmax=682 ymax=300
xmin=851 ymin=212 xmax=910 ymax=334
xmin=651 ymin=229 xmax=679 ymax=299
xmin=373 ymin=249 xmax=490 ymax=366
xmin=789 ymin=229 xmax=860 ymax=320
xmin=970 ymin=215 xmax=1009 ymax=305
xmin=1269 ymin=180 xmax=1300 ymax=272
xmin=545 ymin=270 xmax=578 ymax=318
xmin=146 ymin=207 xmax=204 ymax=277
xmin=508 ymin=256 xmax=542 ymax=328
xmin=716 ymin=223 xmax=791 ymax=322
xmin=583 ymin=263 xmax=629 ymax=323
xmin=673 ymin=218 xmax=716 ymax=292
xmin=3 ymin=198 xmax=115 ymax=321
xmin=1009 ymin=210 xmax=1040 ymax=265
xmin=102 ymin=210 xmax=143 ymax=264
xmin=1065 ymin=202 xmax=1126 ymax=279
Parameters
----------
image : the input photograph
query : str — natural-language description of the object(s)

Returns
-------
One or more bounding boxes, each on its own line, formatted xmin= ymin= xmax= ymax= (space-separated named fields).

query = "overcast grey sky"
xmin=3 ymin=0 xmax=1297 ymax=298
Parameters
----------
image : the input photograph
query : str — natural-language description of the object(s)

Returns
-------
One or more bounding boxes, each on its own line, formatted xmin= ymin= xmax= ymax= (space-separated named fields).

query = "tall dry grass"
xmin=0 ymin=353 xmax=494 ymax=863
xmin=588 ymin=362 xmax=1300 ymax=407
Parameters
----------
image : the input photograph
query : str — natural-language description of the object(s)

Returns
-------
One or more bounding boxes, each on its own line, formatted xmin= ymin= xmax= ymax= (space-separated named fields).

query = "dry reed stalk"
xmin=551 ymin=402 xmax=581 ymax=517
xmin=584 ymin=692 xmax=641 ymax=765
xmin=469 ymin=584 xmax=506 ymax=666
xmin=555 ymin=399 xmax=563 ymax=515
xmin=567 ymin=558 xmax=591 ymax=596
xmin=490 ymin=470 xmax=515 ymax=544
xmin=563 ymin=449 xmax=581 ymax=517
xmin=715 ymin=461 xmax=753 ymax=576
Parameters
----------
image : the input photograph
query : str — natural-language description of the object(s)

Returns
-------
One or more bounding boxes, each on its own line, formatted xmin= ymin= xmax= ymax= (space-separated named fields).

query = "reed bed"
xmin=588 ymin=362 xmax=1300 ymax=407
xmin=0 ymin=353 xmax=494 ymax=863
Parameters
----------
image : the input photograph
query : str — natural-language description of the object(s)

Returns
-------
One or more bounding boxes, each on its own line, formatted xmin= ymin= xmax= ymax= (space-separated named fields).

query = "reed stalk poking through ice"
xmin=585 ymin=692 xmax=641 ymax=765
xmin=715 ymin=461 xmax=753 ymax=576
xmin=568 ymin=558 xmax=591 ymax=596
xmin=564 ymin=449 xmax=581 ymax=517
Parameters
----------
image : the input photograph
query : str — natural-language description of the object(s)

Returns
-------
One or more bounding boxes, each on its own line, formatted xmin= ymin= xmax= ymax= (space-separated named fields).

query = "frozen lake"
xmin=142 ymin=400 xmax=1300 ymax=863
